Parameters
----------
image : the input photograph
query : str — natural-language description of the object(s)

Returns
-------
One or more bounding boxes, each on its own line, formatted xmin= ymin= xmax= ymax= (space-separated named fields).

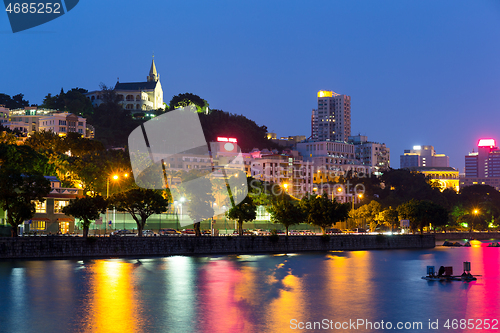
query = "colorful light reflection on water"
xmin=0 ymin=244 xmax=499 ymax=333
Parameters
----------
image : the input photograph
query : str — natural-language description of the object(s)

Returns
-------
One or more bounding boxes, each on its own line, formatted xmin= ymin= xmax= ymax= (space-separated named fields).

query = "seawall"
xmin=433 ymin=232 xmax=500 ymax=241
xmin=0 ymin=235 xmax=435 ymax=259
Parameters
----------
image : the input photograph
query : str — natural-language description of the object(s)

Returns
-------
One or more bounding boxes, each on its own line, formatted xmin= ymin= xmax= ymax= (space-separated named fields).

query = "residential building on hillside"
xmin=400 ymin=145 xmax=449 ymax=168
xmin=85 ymin=58 xmax=165 ymax=112
xmin=311 ymin=90 xmax=351 ymax=142
xmin=349 ymin=135 xmax=390 ymax=176
xmin=6 ymin=107 xmax=94 ymax=138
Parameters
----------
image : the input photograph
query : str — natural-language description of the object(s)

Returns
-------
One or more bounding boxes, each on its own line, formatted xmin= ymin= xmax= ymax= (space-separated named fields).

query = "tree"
xmin=226 ymin=196 xmax=257 ymax=236
xmin=0 ymin=93 xmax=29 ymax=109
xmin=301 ymin=193 xmax=350 ymax=234
xmin=349 ymin=200 xmax=381 ymax=231
xmin=459 ymin=185 xmax=500 ymax=231
xmin=397 ymin=200 xmax=448 ymax=234
xmin=168 ymin=93 xmax=209 ymax=113
xmin=377 ymin=206 xmax=399 ymax=231
xmin=0 ymin=170 xmax=51 ymax=237
xmin=110 ymin=188 xmax=169 ymax=236
xmin=62 ymin=195 xmax=108 ymax=238
xmin=267 ymin=193 xmax=303 ymax=236
xmin=180 ymin=171 xmax=215 ymax=236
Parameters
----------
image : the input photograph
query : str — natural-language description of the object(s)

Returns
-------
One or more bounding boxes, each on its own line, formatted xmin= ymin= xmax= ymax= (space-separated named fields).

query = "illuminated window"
xmin=31 ymin=221 xmax=46 ymax=230
xmin=34 ymin=201 xmax=46 ymax=213
xmin=54 ymin=200 xmax=69 ymax=214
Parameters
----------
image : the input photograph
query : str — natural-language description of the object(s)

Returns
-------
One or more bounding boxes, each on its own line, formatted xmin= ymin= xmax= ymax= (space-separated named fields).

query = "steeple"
xmin=147 ymin=55 xmax=159 ymax=82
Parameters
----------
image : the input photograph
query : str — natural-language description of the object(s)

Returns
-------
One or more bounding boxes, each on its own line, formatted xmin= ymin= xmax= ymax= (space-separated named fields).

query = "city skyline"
xmin=1 ymin=0 xmax=499 ymax=171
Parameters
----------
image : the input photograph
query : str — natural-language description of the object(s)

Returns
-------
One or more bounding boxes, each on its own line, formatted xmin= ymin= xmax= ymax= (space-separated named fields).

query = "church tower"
xmin=147 ymin=57 xmax=159 ymax=82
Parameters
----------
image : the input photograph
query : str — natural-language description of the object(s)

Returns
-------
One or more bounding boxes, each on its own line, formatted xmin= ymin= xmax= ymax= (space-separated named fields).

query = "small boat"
xmin=422 ymin=262 xmax=477 ymax=282
xmin=487 ymin=242 xmax=500 ymax=247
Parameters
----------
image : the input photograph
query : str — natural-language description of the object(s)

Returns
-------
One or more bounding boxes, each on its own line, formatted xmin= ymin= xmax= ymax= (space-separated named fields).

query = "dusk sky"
xmin=1 ymin=0 xmax=499 ymax=170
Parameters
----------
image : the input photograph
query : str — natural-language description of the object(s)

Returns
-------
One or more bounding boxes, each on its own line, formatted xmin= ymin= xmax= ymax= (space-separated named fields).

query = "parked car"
xmin=111 ymin=230 xmax=136 ymax=236
xmin=142 ymin=230 xmax=155 ymax=237
xmin=181 ymin=229 xmax=195 ymax=235
xmin=326 ymin=228 xmax=342 ymax=234
xmin=352 ymin=228 xmax=367 ymax=233
xmin=159 ymin=228 xmax=181 ymax=235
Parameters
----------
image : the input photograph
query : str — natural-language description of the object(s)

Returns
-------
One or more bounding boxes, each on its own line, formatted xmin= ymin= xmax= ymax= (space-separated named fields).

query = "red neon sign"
xmin=217 ymin=137 xmax=237 ymax=143
xmin=478 ymin=139 xmax=496 ymax=147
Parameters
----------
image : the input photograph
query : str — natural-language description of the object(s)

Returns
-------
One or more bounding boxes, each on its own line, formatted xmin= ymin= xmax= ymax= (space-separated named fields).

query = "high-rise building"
xmin=400 ymin=145 xmax=449 ymax=168
xmin=311 ymin=90 xmax=351 ymax=142
xmin=461 ymin=138 xmax=500 ymax=190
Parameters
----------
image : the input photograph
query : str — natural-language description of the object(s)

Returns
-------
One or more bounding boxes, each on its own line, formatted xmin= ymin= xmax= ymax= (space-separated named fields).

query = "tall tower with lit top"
xmin=311 ymin=90 xmax=351 ymax=142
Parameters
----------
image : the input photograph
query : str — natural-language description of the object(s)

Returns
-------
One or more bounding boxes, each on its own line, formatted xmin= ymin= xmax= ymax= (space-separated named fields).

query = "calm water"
xmin=0 ymin=241 xmax=499 ymax=333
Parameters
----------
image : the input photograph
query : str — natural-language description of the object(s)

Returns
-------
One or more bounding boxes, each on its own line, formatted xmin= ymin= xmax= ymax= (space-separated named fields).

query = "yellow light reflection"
xmin=83 ymin=260 xmax=140 ymax=333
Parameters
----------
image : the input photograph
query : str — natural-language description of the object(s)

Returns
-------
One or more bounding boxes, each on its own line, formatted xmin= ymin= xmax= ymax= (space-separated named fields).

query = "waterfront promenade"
xmin=0 ymin=234 xmax=434 ymax=259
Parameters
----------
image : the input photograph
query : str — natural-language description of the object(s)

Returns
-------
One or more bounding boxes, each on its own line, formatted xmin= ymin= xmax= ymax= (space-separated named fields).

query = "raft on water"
xmin=422 ymin=262 xmax=477 ymax=282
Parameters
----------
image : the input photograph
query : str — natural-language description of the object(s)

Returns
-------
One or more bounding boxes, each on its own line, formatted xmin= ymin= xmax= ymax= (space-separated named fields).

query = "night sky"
xmin=1 ymin=0 xmax=499 ymax=170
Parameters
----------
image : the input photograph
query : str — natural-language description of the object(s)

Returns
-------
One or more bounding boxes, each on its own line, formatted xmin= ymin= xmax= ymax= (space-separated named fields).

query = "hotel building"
xmin=461 ymin=138 xmax=500 ymax=190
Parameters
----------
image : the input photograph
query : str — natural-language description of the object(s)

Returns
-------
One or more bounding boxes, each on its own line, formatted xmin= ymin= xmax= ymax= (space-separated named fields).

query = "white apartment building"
xmin=311 ymin=90 xmax=351 ymax=142
xmin=7 ymin=107 xmax=93 ymax=138
xmin=349 ymin=135 xmax=390 ymax=176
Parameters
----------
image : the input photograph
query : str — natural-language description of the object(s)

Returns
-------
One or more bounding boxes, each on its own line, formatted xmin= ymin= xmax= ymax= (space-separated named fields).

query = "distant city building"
xmin=85 ymin=58 xmax=165 ymax=113
xmin=408 ymin=166 xmax=460 ymax=192
xmin=400 ymin=145 xmax=449 ymax=168
xmin=348 ymin=135 xmax=390 ymax=176
xmin=295 ymin=140 xmax=368 ymax=184
xmin=269 ymin=134 xmax=307 ymax=147
xmin=6 ymin=107 xmax=94 ymax=138
xmin=0 ymin=105 xmax=9 ymax=126
xmin=461 ymin=138 xmax=500 ymax=190
xmin=311 ymin=90 xmax=351 ymax=142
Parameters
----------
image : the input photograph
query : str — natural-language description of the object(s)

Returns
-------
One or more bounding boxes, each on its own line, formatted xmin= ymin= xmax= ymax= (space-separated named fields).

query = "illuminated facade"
xmin=400 ymin=145 xmax=449 ymax=168
xmin=86 ymin=58 xmax=164 ymax=112
xmin=461 ymin=138 xmax=500 ymax=190
xmin=6 ymin=107 xmax=93 ymax=138
xmin=409 ymin=167 xmax=459 ymax=192
xmin=311 ymin=90 xmax=351 ymax=142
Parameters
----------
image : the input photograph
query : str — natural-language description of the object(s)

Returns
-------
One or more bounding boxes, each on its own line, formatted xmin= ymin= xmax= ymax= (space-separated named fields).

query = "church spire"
xmin=147 ymin=55 xmax=159 ymax=82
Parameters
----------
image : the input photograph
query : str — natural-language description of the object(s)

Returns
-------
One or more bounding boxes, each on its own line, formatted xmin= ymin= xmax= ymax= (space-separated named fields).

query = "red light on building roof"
xmin=478 ymin=139 xmax=496 ymax=147
xmin=217 ymin=137 xmax=237 ymax=143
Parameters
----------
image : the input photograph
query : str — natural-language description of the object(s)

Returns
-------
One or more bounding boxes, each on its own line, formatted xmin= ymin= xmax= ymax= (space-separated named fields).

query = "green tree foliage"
xmin=377 ymin=206 xmax=399 ymax=231
xmin=0 ymin=131 xmax=17 ymax=144
xmin=69 ymin=149 xmax=133 ymax=196
xmin=379 ymin=169 xmax=442 ymax=207
xmin=110 ymin=188 xmax=169 ymax=236
xmin=301 ymin=193 xmax=350 ymax=234
xmin=168 ymin=93 xmax=209 ymax=113
xmin=226 ymin=196 xmax=257 ymax=236
xmin=89 ymin=84 xmax=137 ymax=147
xmin=267 ymin=193 xmax=303 ymax=236
xmin=62 ymin=195 xmax=108 ymax=238
xmin=458 ymin=185 xmax=500 ymax=231
xmin=0 ymin=93 xmax=29 ymax=109
xmin=397 ymin=200 xmax=448 ymax=234
xmin=41 ymin=88 xmax=93 ymax=116
xmin=350 ymin=200 xmax=381 ymax=231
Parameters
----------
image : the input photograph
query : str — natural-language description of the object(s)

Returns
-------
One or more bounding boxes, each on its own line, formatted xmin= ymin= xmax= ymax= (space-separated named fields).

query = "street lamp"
xmin=106 ymin=173 xmax=129 ymax=234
